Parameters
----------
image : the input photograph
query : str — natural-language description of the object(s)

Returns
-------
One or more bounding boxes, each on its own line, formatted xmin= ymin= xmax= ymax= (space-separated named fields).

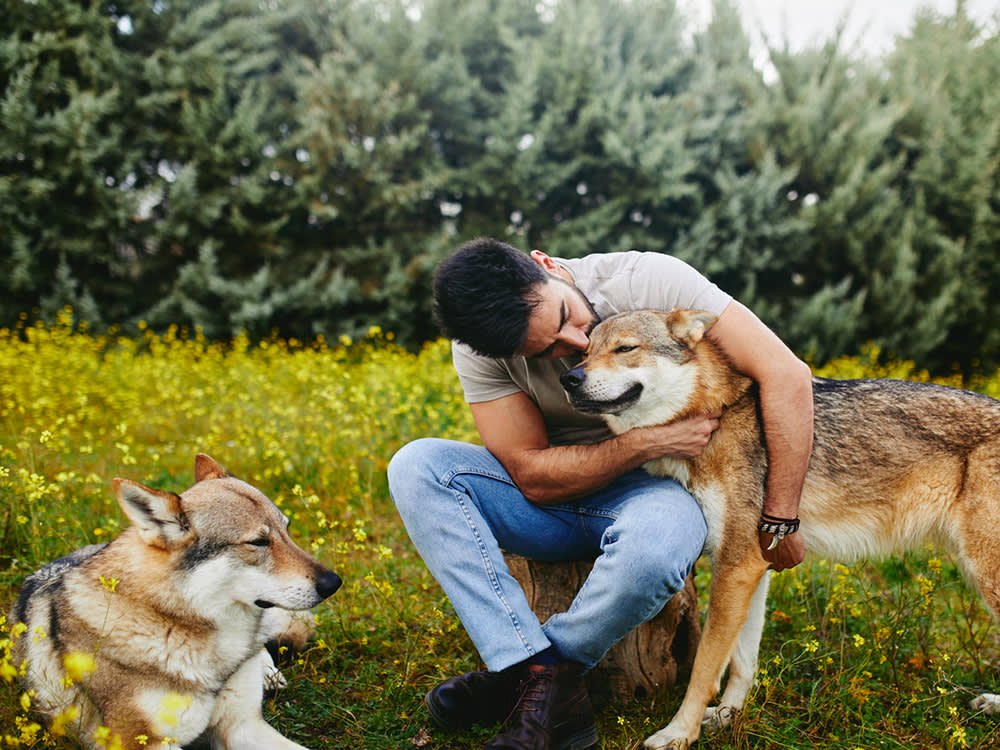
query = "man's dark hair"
xmin=433 ymin=238 xmax=549 ymax=358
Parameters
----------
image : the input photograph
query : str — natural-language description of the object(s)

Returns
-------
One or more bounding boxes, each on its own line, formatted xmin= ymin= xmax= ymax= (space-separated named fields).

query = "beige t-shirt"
xmin=452 ymin=251 xmax=733 ymax=446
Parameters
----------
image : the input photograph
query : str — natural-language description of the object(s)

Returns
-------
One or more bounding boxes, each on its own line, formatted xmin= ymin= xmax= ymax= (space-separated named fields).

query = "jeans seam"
xmin=441 ymin=465 xmax=620 ymax=520
xmin=556 ymin=506 xmax=619 ymax=520
xmin=450 ymin=485 xmax=535 ymax=656
xmin=441 ymin=464 xmax=513 ymax=487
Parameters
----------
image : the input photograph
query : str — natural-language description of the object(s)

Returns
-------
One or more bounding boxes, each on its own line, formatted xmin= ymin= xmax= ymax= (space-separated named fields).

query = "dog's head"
xmin=113 ymin=454 xmax=341 ymax=614
xmin=560 ymin=309 xmax=716 ymax=432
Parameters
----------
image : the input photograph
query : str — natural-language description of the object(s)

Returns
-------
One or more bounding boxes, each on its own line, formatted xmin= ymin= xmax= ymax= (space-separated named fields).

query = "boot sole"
xmin=424 ymin=688 xmax=472 ymax=731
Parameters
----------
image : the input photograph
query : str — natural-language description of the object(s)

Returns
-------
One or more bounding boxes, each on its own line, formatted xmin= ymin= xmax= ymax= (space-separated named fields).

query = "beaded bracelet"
xmin=758 ymin=513 xmax=800 ymax=550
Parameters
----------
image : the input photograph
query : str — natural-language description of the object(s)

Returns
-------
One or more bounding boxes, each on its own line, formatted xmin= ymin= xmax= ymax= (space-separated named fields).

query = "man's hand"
xmin=759 ymin=530 xmax=805 ymax=571
xmin=639 ymin=413 xmax=721 ymax=460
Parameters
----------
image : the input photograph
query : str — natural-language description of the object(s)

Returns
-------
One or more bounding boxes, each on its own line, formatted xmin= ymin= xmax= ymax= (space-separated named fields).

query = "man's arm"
xmin=707 ymin=301 xmax=814 ymax=570
xmin=470 ymin=393 xmax=719 ymax=505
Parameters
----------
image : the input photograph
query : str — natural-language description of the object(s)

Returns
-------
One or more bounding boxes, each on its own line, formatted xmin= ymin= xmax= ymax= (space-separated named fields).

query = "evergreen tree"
xmin=749 ymin=32 xmax=916 ymax=362
xmin=1 ymin=0 xmax=998 ymax=371
xmin=130 ymin=0 xmax=324 ymax=338
xmin=1 ymin=0 xmax=308 ymax=330
xmin=882 ymin=4 xmax=1000 ymax=371
xmin=452 ymin=0 xmax=702 ymax=254
xmin=0 ymin=0 xmax=143 ymax=323
xmin=667 ymin=1 xmax=821 ymax=335
xmin=127 ymin=0 xmax=307 ymax=306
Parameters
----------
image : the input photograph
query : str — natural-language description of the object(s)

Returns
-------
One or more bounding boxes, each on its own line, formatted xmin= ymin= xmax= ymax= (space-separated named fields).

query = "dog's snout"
xmin=560 ymin=366 xmax=586 ymax=392
xmin=315 ymin=569 xmax=342 ymax=600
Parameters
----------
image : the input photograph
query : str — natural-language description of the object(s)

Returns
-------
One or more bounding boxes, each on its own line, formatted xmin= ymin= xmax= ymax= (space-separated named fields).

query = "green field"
xmin=1 ymin=315 xmax=997 ymax=749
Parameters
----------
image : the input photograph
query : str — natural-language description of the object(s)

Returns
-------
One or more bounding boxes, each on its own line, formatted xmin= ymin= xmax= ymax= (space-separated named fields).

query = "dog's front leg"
xmin=702 ymin=570 xmax=771 ymax=731
xmin=208 ymin=649 xmax=313 ymax=750
xmin=644 ymin=553 xmax=770 ymax=749
xmin=970 ymin=693 xmax=1000 ymax=715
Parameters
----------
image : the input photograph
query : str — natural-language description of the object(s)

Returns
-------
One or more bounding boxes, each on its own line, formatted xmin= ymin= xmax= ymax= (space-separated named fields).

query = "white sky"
xmin=687 ymin=0 xmax=999 ymax=59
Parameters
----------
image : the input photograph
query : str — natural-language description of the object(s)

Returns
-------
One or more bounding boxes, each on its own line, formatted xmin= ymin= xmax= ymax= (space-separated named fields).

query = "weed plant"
xmin=1 ymin=312 xmax=996 ymax=748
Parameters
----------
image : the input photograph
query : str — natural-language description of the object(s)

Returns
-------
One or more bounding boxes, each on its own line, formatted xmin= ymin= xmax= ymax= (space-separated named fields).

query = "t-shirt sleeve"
xmin=451 ymin=342 xmax=521 ymax=404
xmin=627 ymin=253 xmax=732 ymax=315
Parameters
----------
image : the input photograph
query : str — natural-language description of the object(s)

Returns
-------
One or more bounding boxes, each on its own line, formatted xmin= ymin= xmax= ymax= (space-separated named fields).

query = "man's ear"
xmin=662 ymin=309 xmax=718 ymax=348
xmin=529 ymin=249 xmax=560 ymax=273
xmin=113 ymin=479 xmax=191 ymax=549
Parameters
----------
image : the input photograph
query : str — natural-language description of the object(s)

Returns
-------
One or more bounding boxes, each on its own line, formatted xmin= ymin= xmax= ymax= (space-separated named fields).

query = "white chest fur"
xmin=643 ymin=456 xmax=691 ymax=487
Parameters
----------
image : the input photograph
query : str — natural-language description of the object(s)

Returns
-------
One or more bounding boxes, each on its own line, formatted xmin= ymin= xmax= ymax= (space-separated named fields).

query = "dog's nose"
xmin=560 ymin=367 xmax=586 ymax=392
xmin=316 ymin=569 xmax=342 ymax=600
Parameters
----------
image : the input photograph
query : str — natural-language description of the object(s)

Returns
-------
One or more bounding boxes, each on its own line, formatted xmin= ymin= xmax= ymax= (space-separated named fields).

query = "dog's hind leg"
xmin=702 ymin=570 xmax=771 ymax=731
xmin=962 ymin=538 xmax=1000 ymax=716
xmin=645 ymin=553 xmax=770 ymax=749
xmin=208 ymin=650 xmax=313 ymax=750
xmin=952 ymin=442 xmax=1000 ymax=717
xmin=958 ymin=444 xmax=1000 ymax=615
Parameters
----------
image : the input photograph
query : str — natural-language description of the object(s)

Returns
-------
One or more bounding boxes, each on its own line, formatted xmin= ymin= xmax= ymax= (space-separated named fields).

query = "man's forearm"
xmin=759 ymin=363 xmax=814 ymax=518
xmin=499 ymin=415 xmax=720 ymax=505
xmin=506 ymin=431 xmax=653 ymax=504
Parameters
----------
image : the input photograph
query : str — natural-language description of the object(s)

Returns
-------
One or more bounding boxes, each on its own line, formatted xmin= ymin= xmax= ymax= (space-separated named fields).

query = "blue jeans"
xmin=387 ymin=438 xmax=707 ymax=671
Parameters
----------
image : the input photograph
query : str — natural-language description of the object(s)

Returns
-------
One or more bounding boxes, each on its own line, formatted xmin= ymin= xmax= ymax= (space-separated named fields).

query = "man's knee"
xmin=387 ymin=437 xmax=443 ymax=505
xmin=387 ymin=438 xmax=429 ymax=485
xmin=614 ymin=494 xmax=707 ymax=594
xmin=388 ymin=437 xmax=491 ymax=514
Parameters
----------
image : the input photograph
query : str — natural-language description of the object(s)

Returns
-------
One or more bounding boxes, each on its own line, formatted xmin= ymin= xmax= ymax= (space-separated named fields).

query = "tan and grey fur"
xmin=9 ymin=454 xmax=341 ymax=750
xmin=561 ymin=309 xmax=1000 ymax=749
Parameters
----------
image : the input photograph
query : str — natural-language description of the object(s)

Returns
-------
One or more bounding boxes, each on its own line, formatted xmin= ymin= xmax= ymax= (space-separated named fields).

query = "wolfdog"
xmin=560 ymin=308 xmax=999 ymax=748
xmin=9 ymin=454 xmax=342 ymax=750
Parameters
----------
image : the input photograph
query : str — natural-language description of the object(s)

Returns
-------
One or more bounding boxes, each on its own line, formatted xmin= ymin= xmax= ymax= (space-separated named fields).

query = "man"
xmin=388 ymin=238 xmax=813 ymax=750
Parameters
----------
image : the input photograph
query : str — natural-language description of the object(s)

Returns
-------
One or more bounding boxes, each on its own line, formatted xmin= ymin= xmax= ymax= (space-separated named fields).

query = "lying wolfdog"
xmin=560 ymin=309 xmax=999 ymax=749
xmin=9 ymin=454 xmax=342 ymax=750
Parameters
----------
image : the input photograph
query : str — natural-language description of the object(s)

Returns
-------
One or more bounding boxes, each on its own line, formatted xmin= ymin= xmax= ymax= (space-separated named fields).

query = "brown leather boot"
xmin=483 ymin=663 xmax=598 ymax=750
xmin=424 ymin=665 xmax=523 ymax=730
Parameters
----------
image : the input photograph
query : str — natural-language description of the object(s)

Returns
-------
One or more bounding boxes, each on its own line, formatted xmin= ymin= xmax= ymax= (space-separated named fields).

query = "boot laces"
xmin=516 ymin=668 xmax=554 ymax=714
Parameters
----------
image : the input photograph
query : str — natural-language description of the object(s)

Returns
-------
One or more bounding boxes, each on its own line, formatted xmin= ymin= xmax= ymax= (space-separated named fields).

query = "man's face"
xmin=516 ymin=276 xmax=600 ymax=360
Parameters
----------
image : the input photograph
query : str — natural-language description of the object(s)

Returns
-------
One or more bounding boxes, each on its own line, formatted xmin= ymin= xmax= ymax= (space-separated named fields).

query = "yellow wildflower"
xmin=156 ymin=692 xmax=193 ymax=727
xmin=51 ymin=705 xmax=81 ymax=736
xmin=63 ymin=651 xmax=97 ymax=682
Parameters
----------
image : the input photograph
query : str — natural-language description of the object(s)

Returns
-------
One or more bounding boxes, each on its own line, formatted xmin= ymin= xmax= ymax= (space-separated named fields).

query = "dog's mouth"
xmin=568 ymin=382 xmax=644 ymax=415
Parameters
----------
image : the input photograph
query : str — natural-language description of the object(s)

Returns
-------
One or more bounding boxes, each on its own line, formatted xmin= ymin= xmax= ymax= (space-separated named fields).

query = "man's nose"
xmin=560 ymin=326 xmax=590 ymax=352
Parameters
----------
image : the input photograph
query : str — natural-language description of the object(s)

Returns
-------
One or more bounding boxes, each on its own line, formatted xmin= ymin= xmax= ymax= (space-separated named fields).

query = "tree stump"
xmin=503 ymin=553 xmax=701 ymax=707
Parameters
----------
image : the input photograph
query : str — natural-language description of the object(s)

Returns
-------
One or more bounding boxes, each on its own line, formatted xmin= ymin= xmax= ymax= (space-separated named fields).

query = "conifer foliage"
xmin=2 ymin=0 xmax=997 ymax=372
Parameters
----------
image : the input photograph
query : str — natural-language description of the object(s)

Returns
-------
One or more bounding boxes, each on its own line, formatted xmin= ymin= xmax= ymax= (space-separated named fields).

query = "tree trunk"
xmin=504 ymin=553 xmax=701 ymax=706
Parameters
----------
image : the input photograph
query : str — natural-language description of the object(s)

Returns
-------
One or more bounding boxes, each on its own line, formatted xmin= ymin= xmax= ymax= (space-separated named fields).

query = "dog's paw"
xmin=261 ymin=609 xmax=316 ymax=658
xmin=644 ymin=727 xmax=693 ymax=749
xmin=263 ymin=663 xmax=288 ymax=695
xmin=701 ymin=704 xmax=740 ymax=730
xmin=970 ymin=693 xmax=1000 ymax=715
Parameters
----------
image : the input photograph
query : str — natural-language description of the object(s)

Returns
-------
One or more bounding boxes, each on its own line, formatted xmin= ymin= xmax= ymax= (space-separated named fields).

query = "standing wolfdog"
xmin=9 ymin=454 xmax=341 ymax=750
xmin=560 ymin=308 xmax=999 ymax=749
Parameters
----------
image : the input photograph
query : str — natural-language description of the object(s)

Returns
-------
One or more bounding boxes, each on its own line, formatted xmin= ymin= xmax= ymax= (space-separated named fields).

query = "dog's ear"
xmin=194 ymin=453 xmax=229 ymax=482
xmin=665 ymin=309 xmax=717 ymax=348
xmin=113 ymin=479 xmax=192 ymax=549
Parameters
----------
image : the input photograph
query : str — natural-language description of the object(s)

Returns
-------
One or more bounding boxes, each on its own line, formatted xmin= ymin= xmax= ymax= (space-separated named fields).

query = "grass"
xmin=0 ymin=310 xmax=997 ymax=749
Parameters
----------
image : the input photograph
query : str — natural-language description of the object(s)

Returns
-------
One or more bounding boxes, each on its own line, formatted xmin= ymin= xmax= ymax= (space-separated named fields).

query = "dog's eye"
xmin=615 ymin=345 xmax=637 ymax=353
xmin=246 ymin=536 xmax=270 ymax=548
